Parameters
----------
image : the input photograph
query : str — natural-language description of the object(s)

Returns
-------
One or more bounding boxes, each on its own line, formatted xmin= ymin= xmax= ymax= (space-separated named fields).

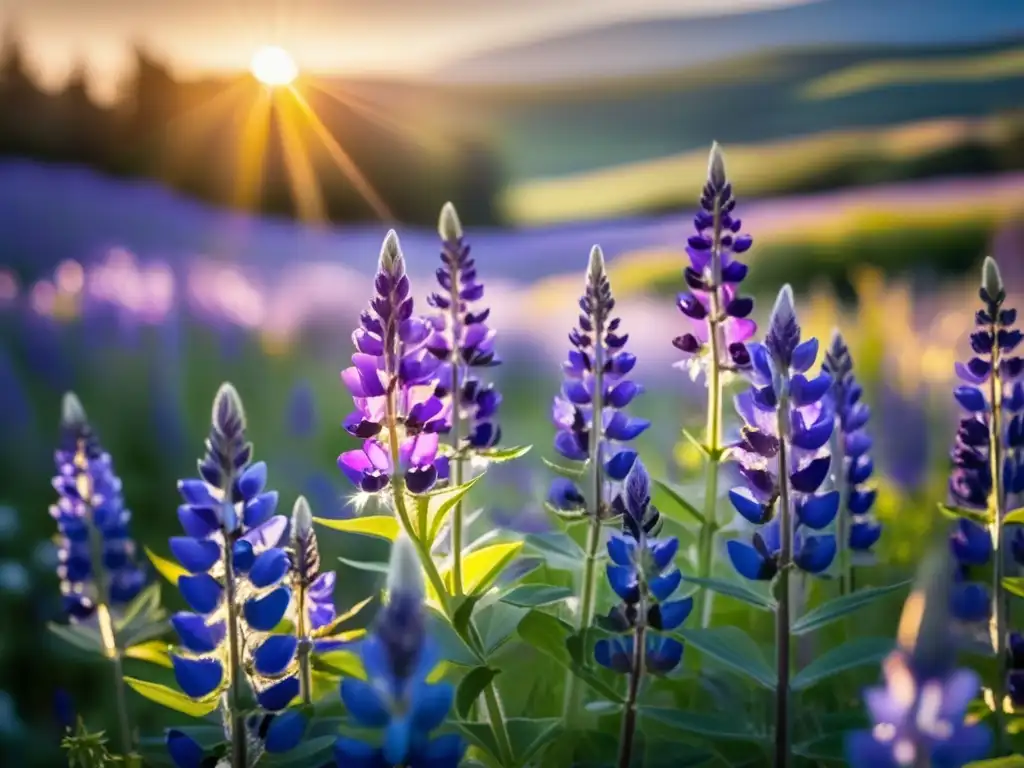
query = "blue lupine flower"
xmin=427 ymin=202 xmax=502 ymax=451
xmin=726 ymin=287 xmax=838 ymax=581
xmin=674 ymin=143 xmax=757 ymax=378
xmin=339 ymin=232 xmax=447 ymax=495
xmin=51 ymin=393 xmax=145 ymax=621
xmin=823 ymin=331 xmax=882 ymax=553
xmin=595 ymin=459 xmax=689 ymax=675
xmin=335 ymin=534 xmax=465 ymax=768
xmin=846 ymin=651 xmax=992 ymax=768
xmin=551 ymin=247 xmax=648 ymax=515
xmin=945 ymin=257 xmax=1024 ymax=622
xmin=170 ymin=384 xmax=303 ymax=733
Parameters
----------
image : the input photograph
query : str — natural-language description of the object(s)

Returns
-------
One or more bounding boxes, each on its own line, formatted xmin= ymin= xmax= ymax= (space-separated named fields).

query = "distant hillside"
xmin=436 ymin=0 xmax=1024 ymax=83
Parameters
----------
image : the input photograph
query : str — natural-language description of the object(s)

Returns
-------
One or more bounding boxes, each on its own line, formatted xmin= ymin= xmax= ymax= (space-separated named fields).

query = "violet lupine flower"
xmin=823 ymin=331 xmax=882 ymax=553
xmin=726 ymin=286 xmax=838 ymax=581
xmin=51 ymin=393 xmax=145 ymax=621
xmin=168 ymin=384 xmax=305 ymax=760
xmin=946 ymin=257 xmax=1024 ymax=622
xmin=550 ymin=247 xmax=649 ymax=514
xmin=595 ymin=459 xmax=689 ymax=675
xmin=339 ymin=232 xmax=448 ymax=495
xmin=673 ymin=143 xmax=757 ymax=379
xmin=335 ymin=535 xmax=465 ymax=768
xmin=427 ymin=203 xmax=502 ymax=450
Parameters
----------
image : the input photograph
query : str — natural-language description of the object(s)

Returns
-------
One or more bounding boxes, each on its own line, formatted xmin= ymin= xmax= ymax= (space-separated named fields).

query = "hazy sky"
xmin=5 ymin=0 xmax=807 ymax=99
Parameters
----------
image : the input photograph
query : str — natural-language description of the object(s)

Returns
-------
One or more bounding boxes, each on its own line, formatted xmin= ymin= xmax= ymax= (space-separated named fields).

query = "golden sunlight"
xmin=250 ymin=46 xmax=298 ymax=87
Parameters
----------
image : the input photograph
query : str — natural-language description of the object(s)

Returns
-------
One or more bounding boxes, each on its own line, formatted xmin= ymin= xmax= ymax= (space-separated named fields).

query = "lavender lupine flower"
xmin=726 ymin=288 xmax=838 ymax=582
xmin=168 ymin=384 xmax=304 ymax=767
xmin=427 ymin=202 xmax=502 ymax=451
xmin=595 ymin=459 xmax=690 ymax=677
xmin=673 ymin=143 xmax=757 ymax=379
xmin=339 ymin=232 xmax=448 ymax=495
xmin=335 ymin=535 xmax=465 ymax=768
xmin=52 ymin=393 xmax=145 ymax=622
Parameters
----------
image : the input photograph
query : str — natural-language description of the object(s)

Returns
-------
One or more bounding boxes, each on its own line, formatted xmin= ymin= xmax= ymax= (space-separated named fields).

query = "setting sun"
xmin=250 ymin=46 xmax=299 ymax=87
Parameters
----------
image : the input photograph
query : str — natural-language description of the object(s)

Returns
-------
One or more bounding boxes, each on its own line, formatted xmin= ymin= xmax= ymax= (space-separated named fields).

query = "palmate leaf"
xmin=451 ymin=721 xmax=502 ymax=766
xmin=436 ymin=541 xmax=524 ymax=598
xmin=313 ymin=649 xmax=365 ymax=680
xmin=262 ymin=735 xmax=336 ymax=767
xmin=938 ymin=503 xmax=992 ymax=526
xmin=315 ymin=515 xmax=399 ymax=541
xmin=640 ymin=707 xmax=768 ymax=742
xmin=541 ymin=456 xmax=586 ymax=479
xmin=791 ymin=637 xmax=894 ymax=691
xmin=507 ymin=718 xmax=563 ymax=764
xmin=680 ymin=576 xmax=775 ymax=611
xmin=651 ymin=479 xmax=705 ymax=526
xmin=419 ymin=476 xmax=482 ymax=544
xmin=677 ymin=627 xmax=777 ymax=689
xmin=791 ymin=580 xmax=912 ymax=635
xmin=124 ymin=640 xmax=173 ymax=668
xmin=337 ymin=554 xmax=390 ymax=574
xmin=314 ymin=595 xmax=374 ymax=638
xmin=524 ymin=532 xmax=586 ymax=570
xmin=115 ymin=582 xmax=163 ymax=632
xmin=793 ymin=733 xmax=848 ymax=763
xmin=145 ymin=546 xmax=188 ymax=586
xmin=48 ymin=622 xmax=105 ymax=657
xmin=476 ymin=445 xmax=533 ymax=464
xmin=501 ymin=584 xmax=574 ymax=608
xmin=124 ymin=677 xmax=219 ymax=717
xmin=456 ymin=666 xmax=499 ymax=718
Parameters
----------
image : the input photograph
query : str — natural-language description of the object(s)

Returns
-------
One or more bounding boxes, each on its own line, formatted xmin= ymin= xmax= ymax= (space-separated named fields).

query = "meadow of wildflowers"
xmin=0 ymin=144 xmax=1022 ymax=768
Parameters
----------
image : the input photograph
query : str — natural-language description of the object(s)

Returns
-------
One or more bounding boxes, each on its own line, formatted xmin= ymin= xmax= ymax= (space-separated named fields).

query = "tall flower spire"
xmin=823 ymin=330 xmax=881 ymax=595
xmin=673 ymin=143 xmax=757 ymax=627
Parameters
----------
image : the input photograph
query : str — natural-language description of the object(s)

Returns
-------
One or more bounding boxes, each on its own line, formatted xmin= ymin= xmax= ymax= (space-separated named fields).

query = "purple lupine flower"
xmin=52 ymin=393 xmax=145 ymax=621
xmin=945 ymin=257 xmax=1024 ymax=622
xmin=823 ymin=331 xmax=882 ymax=554
xmin=168 ymin=384 xmax=305 ymax=764
xmin=427 ymin=203 xmax=502 ymax=451
xmin=726 ymin=286 xmax=838 ymax=581
xmin=551 ymin=247 xmax=649 ymax=515
xmin=335 ymin=535 xmax=465 ymax=768
xmin=595 ymin=459 xmax=690 ymax=675
xmin=339 ymin=232 xmax=447 ymax=495
xmin=673 ymin=143 xmax=756 ymax=379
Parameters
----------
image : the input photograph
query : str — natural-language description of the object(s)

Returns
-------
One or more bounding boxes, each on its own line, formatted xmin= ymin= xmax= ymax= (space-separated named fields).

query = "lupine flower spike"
xmin=945 ymin=256 xmax=1023 ymax=741
xmin=847 ymin=548 xmax=992 ymax=767
xmin=550 ymin=246 xmax=649 ymax=714
xmin=166 ymin=384 xmax=305 ymax=768
xmin=673 ymin=142 xmax=757 ymax=627
xmin=593 ymin=459 xmax=691 ymax=768
xmin=726 ymin=286 xmax=837 ymax=767
xmin=339 ymin=231 xmax=447 ymax=498
xmin=52 ymin=392 xmax=145 ymax=755
xmin=823 ymin=330 xmax=881 ymax=595
xmin=426 ymin=202 xmax=502 ymax=594
xmin=335 ymin=534 xmax=465 ymax=768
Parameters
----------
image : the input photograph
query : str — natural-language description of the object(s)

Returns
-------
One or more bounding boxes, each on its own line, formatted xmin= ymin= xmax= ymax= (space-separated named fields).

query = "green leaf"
xmin=124 ymin=677 xmax=219 ymax=717
xmin=501 ymin=584 xmax=574 ymax=608
xmin=1003 ymin=509 xmax=1024 ymax=526
xmin=525 ymin=532 xmax=586 ymax=570
xmin=640 ymin=707 xmax=767 ymax=742
xmin=115 ymin=583 xmax=163 ymax=632
xmin=792 ymin=581 xmax=912 ymax=635
xmin=542 ymin=456 xmax=586 ymax=479
xmin=337 ymin=555 xmax=390 ymax=574
xmin=125 ymin=640 xmax=173 ymax=668
xmin=48 ymin=622 xmax=104 ymax=656
xmin=507 ymin=718 xmax=562 ymax=764
xmin=451 ymin=595 xmax=483 ymax=639
xmin=792 ymin=637 xmax=894 ymax=691
xmin=119 ymin=618 xmax=170 ymax=648
xmin=966 ymin=757 xmax=1024 ymax=768
xmin=938 ymin=504 xmax=992 ymax=526
xmin=440 ymin=541 xmax=523 ymax=597
xmin=1004 ymin=578 xmax=1024 ymax=599
xmin=793 ymin=733 xmax=847 ymax=763
xmin=680 ymin=428 xmax=714 ymax=459
xmin=315 ymin=515 xmax=399 ymax=541
xmin=262 ymin=736 xmax=336 ymax=767
xmin=451 ymin=721 xmax=502 ymax=764
xmin=145 ymin=546 xmax=188 ymax=586
xmin=477 ymin=445 xmax=532 ymax=464
xmin=680 ymin=576 xmax=776 ymax=611
xmin=313 ymin=649 xmax=365 ymax=679
xmin=456 ymin=666 xmax=498 ymax=719
xmin=419 ymin=476 xmax=482 ymax=544
xmin=678 ymin=627 xmax=777 ymax=689
xmin=651 ymin=479 xmax=705 ymax=526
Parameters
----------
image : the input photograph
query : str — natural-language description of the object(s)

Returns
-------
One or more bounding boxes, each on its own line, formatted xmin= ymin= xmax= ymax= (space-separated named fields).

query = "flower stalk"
xmin=774 ymin=390 xmax=793 ymax=768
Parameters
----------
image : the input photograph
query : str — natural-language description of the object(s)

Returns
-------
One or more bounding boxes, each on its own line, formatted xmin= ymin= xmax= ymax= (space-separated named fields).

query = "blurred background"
xmin=0 ymin=0 xmax=1022 ymax=763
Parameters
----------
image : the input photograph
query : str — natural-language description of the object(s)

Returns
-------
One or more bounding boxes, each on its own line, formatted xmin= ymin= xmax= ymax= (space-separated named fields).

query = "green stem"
xmin=697 ymin=195 xmax=725 ymax=628
xmin=563 ymin=515 xmax=602 ymax=719
xmin=617 ymin=601 xmax=647 ymax=768
xmin=774 ymin=392 xmax=793 ymax=768
xmin=449 ymin=258 xmax=466 ymax=597
xmin=223 ymin=517 xmax=248 ymax=768
xmin=988 ymin=319 xmax=1007 ymax=749
xmin=297 ymin=587 xmax=313 ymax=706
xmin=831 ymin=426 xmax=850 ymax=597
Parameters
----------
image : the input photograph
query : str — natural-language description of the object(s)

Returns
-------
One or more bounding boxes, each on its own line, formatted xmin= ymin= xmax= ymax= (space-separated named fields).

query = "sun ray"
xmin=274 ymin=90 xmax=327 ymax=224
xmin=233 ymin=86 xmax=273 ymax=210
xmin=286 ymin=85 xmax=394 ymax=222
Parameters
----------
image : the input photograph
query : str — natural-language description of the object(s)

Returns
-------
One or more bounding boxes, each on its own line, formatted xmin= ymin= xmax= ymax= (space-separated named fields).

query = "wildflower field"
xmin=0 ymin=145 xmax=1023 ymax=768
